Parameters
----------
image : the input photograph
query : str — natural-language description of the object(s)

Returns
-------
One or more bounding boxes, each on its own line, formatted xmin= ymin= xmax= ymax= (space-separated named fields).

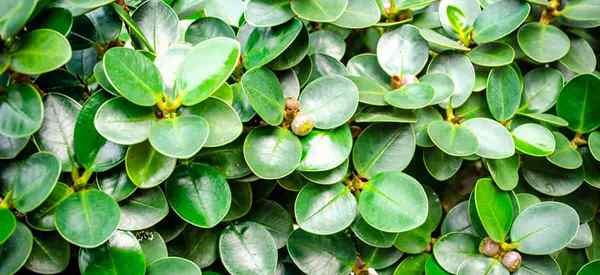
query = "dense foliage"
xmin=1 ymin=0 xmax=600 ymax=274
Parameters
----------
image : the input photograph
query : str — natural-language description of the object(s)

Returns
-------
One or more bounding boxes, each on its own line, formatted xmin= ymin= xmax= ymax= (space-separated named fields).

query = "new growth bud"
xmin=291 ymin=112 xmax=315 ymax=136
xmin=479 ymin=237 xmax=501 ymax=257
xmin=501 ymin=251 xmax=522 ymax=272
xmin=285 ymin=97 xmax=300 ymax=112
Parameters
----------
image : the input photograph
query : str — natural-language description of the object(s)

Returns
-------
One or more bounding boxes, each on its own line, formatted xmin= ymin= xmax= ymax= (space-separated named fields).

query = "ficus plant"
xmin=1 ymin=0 xmax=600 ymax=275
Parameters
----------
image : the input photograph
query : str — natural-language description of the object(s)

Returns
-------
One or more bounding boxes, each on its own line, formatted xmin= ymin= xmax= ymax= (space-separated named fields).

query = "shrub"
xmin=1 ymin=0 xmax=600 ymax=274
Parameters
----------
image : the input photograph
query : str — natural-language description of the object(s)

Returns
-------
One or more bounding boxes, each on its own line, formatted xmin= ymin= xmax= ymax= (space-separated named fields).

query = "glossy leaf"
xmin=295 ymin=183 xmax=356 ymax=234
xmin=511 ymin=201 xmax=579 ymax=255
xmin=244 ymin=127 xmax=302 ymax=179
xmin=486 ymin=65 xmax=522 ymax=121
xmin=298 ymin=124 xmax=352 ymax=172
xmin=556 ymin=74 xmax=600 ymax=133
xmin=299 ymin=75 xmax=359 ymax=129
xmin=241 ymin=67 xmax=285 ymax=126
xmin=164 ymin=163 xmax=232 ymax=228
xmin=126 ymin=141 xmax=176 ymax=188
xmin=377 ymin=24 xmax=429 ymax=77
xmin=517 ymin=23 xmax=570 ymax=63
xmin=359 ymin=172 xmax=428 ymax=232
xmin=0 ymin=84 xmax=42 ymax=138
xmin=55 ymin=189 xmax=120 ymax=248
xmin=353 ymin=123 xmax=415 ymax=178
xmin=428 ymin=120 xmax=479 ymax=157
xmin=219 ymin=222 xmax=278 ymax=275
xmin=10 ymin=29 xmax=71 ymax=74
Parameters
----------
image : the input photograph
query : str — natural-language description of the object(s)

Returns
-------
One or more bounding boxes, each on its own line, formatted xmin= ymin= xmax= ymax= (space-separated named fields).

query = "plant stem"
xmin=446 ymin=106 xmax=455 ymax=123
xmin=0 ymin=191 xmax=12 ymax=209
xmin=570 ymin=132 xmax=587 ymax=148
xmin=72 ymin=167 xmax=94 ymax=190
xmin=501 ymin=242 xmax=519 ymax=251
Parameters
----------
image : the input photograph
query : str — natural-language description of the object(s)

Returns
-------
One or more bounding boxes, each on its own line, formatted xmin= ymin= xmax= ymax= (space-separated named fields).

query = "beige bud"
xmin=291 ymin=113 xmax=315 ymax=136
xmin=501 ymin=251 xmax=522 ymax=272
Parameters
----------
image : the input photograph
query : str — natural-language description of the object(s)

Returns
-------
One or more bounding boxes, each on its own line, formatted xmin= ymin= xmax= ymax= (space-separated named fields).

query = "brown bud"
xmin=391 ymin=74 xmax=418 ymax=89
xmin=291 ymin=113 xmax=315 ymax=136
xmin=285 ymin=97 xmax=300 ymax=112
xmin=501 ymin=251 xmax=522 ymax=272
xmin=479 ymin=237 xmax=501 ymax=257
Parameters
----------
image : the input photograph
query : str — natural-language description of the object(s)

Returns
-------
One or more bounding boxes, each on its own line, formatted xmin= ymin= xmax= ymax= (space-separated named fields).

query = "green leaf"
xmin=0 ymin=134 xmax=28 ymax=159
xmin=164 ymin=163 xmax=232 ymax=228
xmin=35 ymin=93 xmax=80 ymax=172
xmin=359 ymin=241 xmax=403 ymax=269
xmin=244 ymin=127 xmax=302 ymax=179
xmin=137 ymin=231 xmax=167 ymax=266
xmin=439 ymin=0 xmax=480 ymax=36
xmin=241 ymin=67 xmax=285 ymax=126
xmin=472 ymin=0 xmax=530 ymax=44
xmin=244 ymin=0 xmax=294 ymax=27
xmin=333 ymin=0 xmax=380 ymax=29
xmin=359 ymin=171 xmax=428 ymax=232
xmin=103 ymin=47 xmax=164 ymax=106
xmin=351 ymin=215 xmax=397 ymax=248
xmin=9 ymin=152 xmax=60 ymax=213
xmin=183 ymin=98 xmax=242 ymax=147
xmin=244 ymin=199 xmax=293 ymax=248
xmin=185 ymin=17 xmax=235 ymax=44
xmin=132 ymin=0 xmax=179 ymax=54
xmin=511 ymin=201 xmax=579 ymax=255
xmin=118 ymin=188 xmax=168 ymax=231
xmin=428 ymin=120 xmax=479 ymax=157
xmin=385 ymin=83 xmax=435 ymax=109
xmin=462 ymin=118 xmax=515 ymax=159
xmin=421 ymin=73 xmax=455 ymax=105
xmin=219 ymin=222 xmax=278 ymax=275
xmin=79 ymin=230 xmax=146 ymax=275
xmin=0 ymin=0 xmax=36 ymax=39
xmin=148 ymin=115 xmax=209 ymax=159
xmin=446 ymin=5 xmax=468 ymax=33
xmin=203 ymin=0 xmax=244 ymax=26
xmin=354 ymin=106 xmax=417 ymax=123
xmin=521 ymin=156 xmax=583 ymax=196
xmin=24 ymin=232 xmax=70 ymax=274
xmin=517 ymin=23 xmax=570 ymax=63
xmin=287 ymin=229 xmax=355 ymax=275
xmin=348 ymin=75 xmax=387 ymax=106
xmin=561 ymin=0 xmax=600 ymax=21
xmin=590 ymin=131 xmax=600 ymax=162
xmin=559 ymin=38 xmax=597 ymax=74
xmin=578 ymin=260 xmax=600 ymax=275
xmin=299 ymin=75 xmax=358 ymax=129
xmin=298 ymin=124 xmax=353 ymax=171
xmin=25 ymin=182 xmax=72 ymax=231
xmin=433 ymin=232 xmax=480 ymax=274
xmin=423 ymin=147 xmax=463 ymax=181
xmin=94 ymin=97 xmax=155 ymax=145
xmin=295 ymin=183 xmax=356 ymax=234
xmin=547 ymin=131 xmax=582 ymax=169
xmin=75 ymin=91 xmax=125 ymax=172
xmin=301 ymin=159 xmax=348 ymax=185
xmin=10 ymin=29 xmax=71 ymax=74
xmin=308 ymin=30 xmax=346 ymax=60
xmin=168 ymin=227 xmax=218 ymax=268
xmin=520 ymin=67 xmax=563 ymax=114
xmin=347 ymin=53 xmax=390 ymax=87
xmin=0 ymin=84 xmax=42 ymax=138
xmin=0 ymin=208 xmax=15 ymax=245
xmin=126 ymin=141 xmax=176 ymax=188
xmin=556 ymin=74 xmax=600 ymax=133
xmin=474 ymin=178 xmax=514 ymax=242
xmin=176 ymin=37 xmax=241 ymax=106
xmin=418 ymin=28 xmax=471 ymax=52
xmin=512 ymin=123 xmax=555 ymax=156
xmin=353 ymin=123 xmax=415 ymax=178
xmin=146 ymin=257 xmax=202 ymax=275
xmin=243 ymin=18 xmax=303 ymax=69
xmin=486 ymin=65 xmax=521 ymax=121
xmin=484 ymin=155 xmax=520 ymax=191
xmin=290 ymin=0 xmax=348 ymax=22
xmin=223 ymin=181 xmax=252 ymax=221
xmin=55 ymin=189 xmax=120 ymax=248
xmin=394 ymin=186 xmax=443 ymax=253
xmin=268 ymin=25 xmax=310 ymax=71
xmin=97 ymin=169 xmax=136 ymax=202
xmin=377 ymin=24 xmax=429 ymax=77
xmin=441 ymin=202 xmax=472 ymax=235
xmin=0 ymin=222 xmax=33 ymax=275
xmin=393 ymin=254 xmax=430 ymax=275
xmin=427 ymin=53 xmax=475 ymax=108
xmin=457 ymin=256 xmax=509 ymax=275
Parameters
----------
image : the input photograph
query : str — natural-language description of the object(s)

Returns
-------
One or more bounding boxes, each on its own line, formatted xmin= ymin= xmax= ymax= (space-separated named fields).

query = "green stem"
xmin=446 ymin=106 xmax=455 ymax=122
xmin=0 ymin=191 xmax=13 ymax=209
xmin=72 ymin=168 xmax=94 ymax=190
